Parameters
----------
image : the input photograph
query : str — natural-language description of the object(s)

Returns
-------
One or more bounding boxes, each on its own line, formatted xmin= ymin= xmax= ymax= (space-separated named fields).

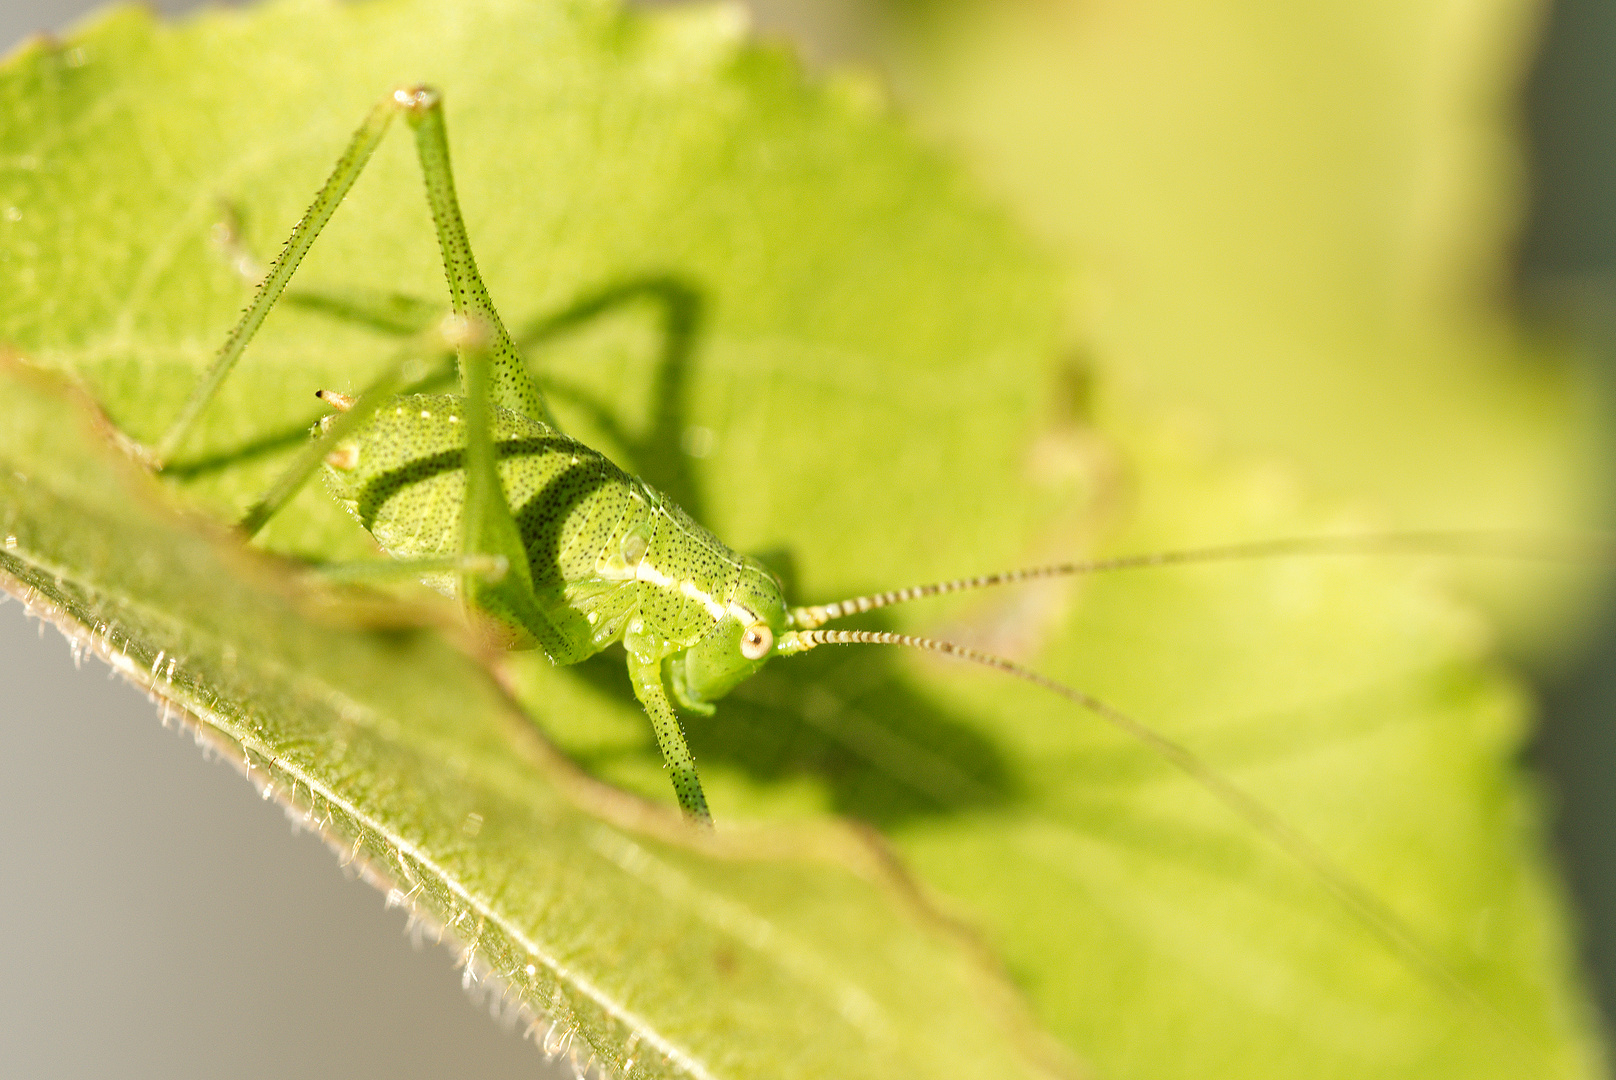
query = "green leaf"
xmin=0 ymin=357 xmax=1071 ymax=1078
xmin=0 ymin=1 xmax=1602 ymax=1078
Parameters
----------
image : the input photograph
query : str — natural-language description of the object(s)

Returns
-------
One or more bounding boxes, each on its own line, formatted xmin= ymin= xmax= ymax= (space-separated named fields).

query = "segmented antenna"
xmin=779 ymin=625 xmax=1504 ymax=1021
xmin=786 ymin=530 xmax=1610 ymax=629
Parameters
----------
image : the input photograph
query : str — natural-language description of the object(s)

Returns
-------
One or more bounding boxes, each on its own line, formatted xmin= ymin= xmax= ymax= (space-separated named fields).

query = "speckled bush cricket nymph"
xmin=136 ymin=86 xmax=1572 ymax=1011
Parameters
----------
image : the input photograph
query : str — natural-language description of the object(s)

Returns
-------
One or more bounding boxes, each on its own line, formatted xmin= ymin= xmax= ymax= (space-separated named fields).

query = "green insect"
xmin=152 ymin=86 xmax=792 ymax=824
xmin=140 ymin=86 xmax=1567 ymax=1011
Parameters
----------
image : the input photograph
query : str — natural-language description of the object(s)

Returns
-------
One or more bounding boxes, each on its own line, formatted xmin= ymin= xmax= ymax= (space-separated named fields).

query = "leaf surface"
xmin=0 ymin=1 xmax=1603 ymax=1078
xmin=0 ymin=357 xmax=1071 ymax=1078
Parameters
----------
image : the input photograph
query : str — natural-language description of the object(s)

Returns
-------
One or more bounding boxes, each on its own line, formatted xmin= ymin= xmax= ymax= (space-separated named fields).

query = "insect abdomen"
xmin=321 ymin=393 xmax=744 ymax=655
xmin=322 ymin=392 xmax=627 ymax=582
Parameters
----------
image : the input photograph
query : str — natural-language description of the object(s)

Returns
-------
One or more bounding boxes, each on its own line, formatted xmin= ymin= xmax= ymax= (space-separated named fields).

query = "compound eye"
xmin=739 ymin=623 xmax=774 ymax=661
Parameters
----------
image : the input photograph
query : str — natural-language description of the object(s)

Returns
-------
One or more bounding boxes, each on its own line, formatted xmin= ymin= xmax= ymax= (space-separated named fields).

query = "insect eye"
xmin=740 ymin=623 xmax=773 ymax=660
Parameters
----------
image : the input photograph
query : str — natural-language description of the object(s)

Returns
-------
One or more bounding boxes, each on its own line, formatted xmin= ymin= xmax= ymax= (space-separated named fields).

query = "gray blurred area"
xmin=0 ymin=600 xmax=560 ymax=1079
xmin=4 ymin=1 xmax=1616 ymax=1077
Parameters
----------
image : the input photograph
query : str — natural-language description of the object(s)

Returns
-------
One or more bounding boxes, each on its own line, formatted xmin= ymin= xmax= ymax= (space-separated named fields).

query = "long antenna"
xmin=787 ymin=530 xmax=1612 ymax=629
xmin=777 ymin=626 xmax=1505 ymax=1022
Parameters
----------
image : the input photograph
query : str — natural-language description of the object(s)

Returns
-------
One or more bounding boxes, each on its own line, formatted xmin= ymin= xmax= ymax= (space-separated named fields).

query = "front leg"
xmin=626 ymin=650 xmax=712 ymax=824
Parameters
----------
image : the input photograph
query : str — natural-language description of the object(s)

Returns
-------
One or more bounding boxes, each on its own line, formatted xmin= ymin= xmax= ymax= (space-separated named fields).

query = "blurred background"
xmin=2 ymin=0 xmax=1614 ymax=1076
xmin=1520 ymin=0 xmax=1616 ymax=1041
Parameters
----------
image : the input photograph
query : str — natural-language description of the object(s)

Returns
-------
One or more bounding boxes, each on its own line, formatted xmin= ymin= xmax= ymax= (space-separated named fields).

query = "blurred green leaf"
xmin=869 ymin=0 xmax=1614 ymax=643
xmin=0 ymin=1 xmax=1603 ymax=1078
